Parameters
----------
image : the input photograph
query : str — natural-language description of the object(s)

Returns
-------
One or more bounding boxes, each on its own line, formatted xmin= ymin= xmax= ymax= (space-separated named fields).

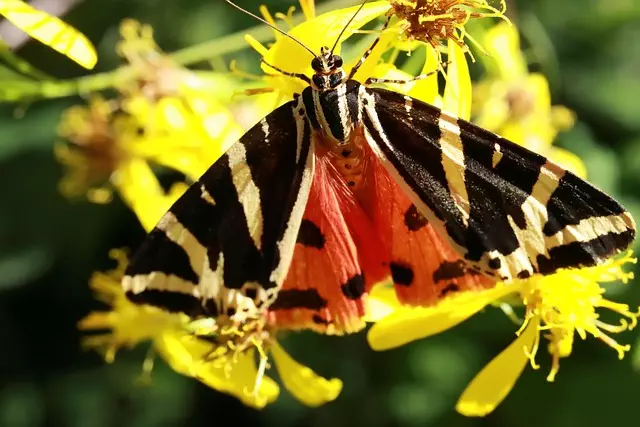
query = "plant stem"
xmin=7 ymin=0 xmax=360 ymax=102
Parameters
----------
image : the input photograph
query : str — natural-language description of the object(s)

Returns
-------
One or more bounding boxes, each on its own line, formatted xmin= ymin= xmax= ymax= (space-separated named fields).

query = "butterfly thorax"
xmin=302 ymin=49 xmax=365 ymax=186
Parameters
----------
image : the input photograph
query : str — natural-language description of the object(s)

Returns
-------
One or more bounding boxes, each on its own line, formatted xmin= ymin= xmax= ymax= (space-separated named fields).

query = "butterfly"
xmin=122 ymin=3 xmax=635 ymax=336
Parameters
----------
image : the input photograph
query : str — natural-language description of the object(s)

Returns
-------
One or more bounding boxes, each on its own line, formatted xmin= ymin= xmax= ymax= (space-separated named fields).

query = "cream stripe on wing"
xmin=157 ymin=212 xmax=207 ymax=277
xmin=545 ymin=212 xmax=635 ymax=249
xmin=505 ymin=161 xmax=564 ymax=272
xmin=269 ymin=113 xmax=314 ymax=287
xmin=124 ymin=272 xmax=201 ymax=296
xmin=226 ymin=142 xmax=264 ymax=250
xmin=438 ymin=111 xmax=470 ymax=225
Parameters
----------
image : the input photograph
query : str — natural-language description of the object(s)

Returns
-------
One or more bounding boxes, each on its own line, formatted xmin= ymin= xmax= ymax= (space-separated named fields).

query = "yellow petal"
xmin=199 ymin=349 xmax=280 ymax=409
xmin=0 ymin=0 xmax=97 ymax=69
xmin=408 ymin=44 xmax=440 ymax=104
xmin=483 ymin=21 xmax=526 ymax=80
xmin=368 ymin=285 xmax=514 ymax=351
xmin=299 ymin=0 xmax=315 ymax=21
xmin=270 ymin=341 xmax=342 ymax=407
xmin=112 ymin=159 xmax=186 ymax=232
xmin=443 ymin=40 xmax=472 ymax=120
xmin=365 ymin=283 xmax=402 ymax=322
xmin=265 ymin=2 xmax=391 ymax=77
xmin=349 ymin=30 xmax=396 ymax=84
xmin=456 ymin=317 xmax=540 ymax=417
xmin=78 ymin=311 xmax=113 ymax=331
xmin=154 ymin=332 xmax=203 ymax=377
xmin=156 ymin=334 xmax=280 ymax=408
xmin=548 ymin=147 xmax=587 ymax=179
xmin=245 ymin=34 xmax=269 ymax=57
xmin=527 ymin=73 xmax=552 ymax=117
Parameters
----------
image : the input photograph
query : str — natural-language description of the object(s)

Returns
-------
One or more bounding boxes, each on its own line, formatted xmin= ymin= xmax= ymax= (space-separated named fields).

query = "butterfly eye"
xmin=311 ymin=57 xmax=323 ymax=71
xmin=332 ymin=55 xmax=343 ymax=68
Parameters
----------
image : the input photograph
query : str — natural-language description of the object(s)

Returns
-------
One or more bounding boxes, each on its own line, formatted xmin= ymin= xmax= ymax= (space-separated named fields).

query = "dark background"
xmin=1 ymin=0 xmax=640 ymax=426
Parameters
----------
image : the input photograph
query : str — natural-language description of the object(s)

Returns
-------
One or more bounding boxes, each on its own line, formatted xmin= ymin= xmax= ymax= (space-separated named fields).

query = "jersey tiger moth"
xmin=121 ymin=2 xmax=636 ymax=337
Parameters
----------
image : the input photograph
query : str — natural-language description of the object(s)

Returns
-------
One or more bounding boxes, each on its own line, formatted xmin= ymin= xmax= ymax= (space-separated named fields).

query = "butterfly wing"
xmin=358 ymin=142 xmax=491 ymax=306
xmin=267 ymin=150 xmax=387 ymax=334
xmin=123 ymin=99 xmax=314 ymax=319
xmin=360 ymin=87 xmax=635 ymax=281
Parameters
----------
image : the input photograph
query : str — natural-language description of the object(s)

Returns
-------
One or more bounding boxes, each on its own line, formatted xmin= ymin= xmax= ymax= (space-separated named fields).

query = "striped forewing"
xmin=360 ymin=86 xmax=635 ymax=281
xmin=123 ymin=98 xmax=314 ymax=318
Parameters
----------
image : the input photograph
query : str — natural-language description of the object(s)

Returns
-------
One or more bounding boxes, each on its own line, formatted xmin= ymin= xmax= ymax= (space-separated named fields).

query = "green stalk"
xmin=6 ymin=0 xmax=360 ymax=102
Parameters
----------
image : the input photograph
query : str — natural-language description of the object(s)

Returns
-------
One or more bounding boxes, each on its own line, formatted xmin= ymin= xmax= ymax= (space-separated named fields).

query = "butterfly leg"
xmin=365 ymin=61 xmax=450 ymax=85
xmin=348 ymin=16 xmax=392 ymax=80
xmin=261 ymin=60 xmax=311 ymax=84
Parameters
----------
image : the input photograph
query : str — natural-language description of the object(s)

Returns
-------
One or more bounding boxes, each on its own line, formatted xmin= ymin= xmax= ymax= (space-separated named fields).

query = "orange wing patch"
xmin=359 ymin=143 xmax=494 ymax=306
xmin=266 ymin=155 xmax=387 ymax=334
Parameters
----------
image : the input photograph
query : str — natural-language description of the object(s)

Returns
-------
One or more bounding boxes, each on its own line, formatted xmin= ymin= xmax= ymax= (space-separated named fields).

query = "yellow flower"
xmin=55 ymin=96 xmax=123 ymax=203
xmin=243 ymin=1 xmax=478 ymax=121
xmin=56 ymin=20 xmax=244 ymax=228
xmin=244 ymin=1 xmax=392 ymax=102
xmin=79 ymin=250 xmax=342 ymax=408
xmin=388 ymin=0 xmax=507 ymax=58
xmin=472 ymin=22 xmax=585 ymax=177
xmin=368 ymin=252 xmax=638 ymax=416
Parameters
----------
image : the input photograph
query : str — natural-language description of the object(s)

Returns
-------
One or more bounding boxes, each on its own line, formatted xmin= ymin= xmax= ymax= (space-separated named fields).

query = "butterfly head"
xmin=310 ymin=46 xmax=347 ymax=91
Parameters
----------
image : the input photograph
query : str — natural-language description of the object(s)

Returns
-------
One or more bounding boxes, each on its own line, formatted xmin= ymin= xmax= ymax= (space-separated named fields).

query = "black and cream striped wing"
xmin=123 ymin=98 xmax=314 ymax=318
xmin=360 ymin=87 xmax=635 ymax=281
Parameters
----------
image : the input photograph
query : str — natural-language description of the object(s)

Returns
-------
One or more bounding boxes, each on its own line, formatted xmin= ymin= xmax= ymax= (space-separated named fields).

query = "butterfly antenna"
xmin=330 ymin=0 xmax=370 ymax=55
xmin=224 ymin=0 xmax=317 ymax=58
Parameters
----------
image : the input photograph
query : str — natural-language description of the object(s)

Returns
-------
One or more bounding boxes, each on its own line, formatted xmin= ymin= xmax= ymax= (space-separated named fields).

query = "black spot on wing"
xmin=517 ymin=270 xmax=531 ymax=279
xmin=404 ymin=204 xmax=429 ymax=231
xmin=432 ymin=260 xmax=466 ymax=283
xmin=390 ymin=262 xmax=414 ymax=286
xmin=297 ymin=219 xmax=325 ymax=249
xmin=125 ymin=290 xmax=217 ymax=317
xmin=543 ymin=171 xmax=627 ymax=236
xmin=269 ymin=289 xmax=328 ymax=311
xmin=488 ymin=258 xmax=501 ymax=269
xmin=125 ymin=229 xmax=199 ymax=284
xmin=536 ymin=229 xmax=635 ymax=274
xmin=312 ymin=315 xmax=330 ymax=325
xmin=439 ymin=283 xmax=459 ymax=297
xmin=341 ymin=274 xmax=365 ymax=299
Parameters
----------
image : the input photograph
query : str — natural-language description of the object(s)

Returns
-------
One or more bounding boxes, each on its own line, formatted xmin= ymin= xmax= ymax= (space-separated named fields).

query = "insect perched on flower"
xmin=121 ymin=0 xmax=635 ymax=399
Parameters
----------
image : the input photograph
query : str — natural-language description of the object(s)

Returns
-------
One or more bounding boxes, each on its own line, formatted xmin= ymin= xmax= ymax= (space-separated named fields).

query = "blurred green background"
xmin=2 ymin=0 xmax=640 ymax=426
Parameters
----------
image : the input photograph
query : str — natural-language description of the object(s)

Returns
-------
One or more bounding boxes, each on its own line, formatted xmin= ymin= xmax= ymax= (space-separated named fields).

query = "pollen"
xmin=389 ymin=0 xmax=508 ymax=55
xmin=516 ymin=251 xmax=639 ymax=381
xmin=190 ymin=315 xmax=274 ymax=397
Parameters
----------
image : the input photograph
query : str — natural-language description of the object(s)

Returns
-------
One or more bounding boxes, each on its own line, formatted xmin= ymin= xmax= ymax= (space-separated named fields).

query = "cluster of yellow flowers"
xmin=7 ymin=0 xmax=638 ymax=418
